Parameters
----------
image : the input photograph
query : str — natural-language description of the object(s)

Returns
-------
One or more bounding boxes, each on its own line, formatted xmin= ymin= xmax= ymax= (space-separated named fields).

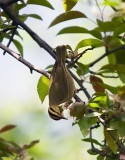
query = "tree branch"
xmin=89 ymin=70 xmax=119 ymax=78
xmin=0 ymin=5 xmax=56 ymax=59
xmin=68 ymin=70 xmax=91 ymax=99
xmin=68 ymin=47 xmax=94 ymax=67
xmin=1 ymin=2 xmax=91 ymax=101
xmin=98 ymin=117 xmax=125 ymax=152
xmin=0 ymin=43 xmax=50 ymax=78
xmin=90 ymin=44 xmax=125 ymax=67
xmin=90 ymin=122 xmax=115 ymax=158
xmin=73 ymin=94 xmax=82 ymax=102
xmin=0 ymin=0 xmax=20 ymax=5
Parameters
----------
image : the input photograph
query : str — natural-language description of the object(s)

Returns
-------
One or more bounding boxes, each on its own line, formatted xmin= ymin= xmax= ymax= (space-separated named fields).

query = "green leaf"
xmin=87 ymin=103 xmax=102 ymax=108
xmin=49 ymin=11 xmax=86 ymax=28
xmin=110 ymin=114 xmax=125 ymax=137
xmin=57 ymin=26 xmax=88 ymax=35
xmin=0 ymin=32 xmax=4 ymax=42
xmin=27 ymin=0 xmax=54 ymax=10
xmin=114 ymin=25 xmax=125 ymax=37
xmin=104 ymin=36 xmax=125 ymax=65
xmin=99 ymin=64 xmax=125 ymax=74
xmin=108 ymin=54 xmax=116 ymax=64
xmin=103 ymin=36 xmax=125 ymax=82
xmin=13 ymin=39 xmax=23 ymax=57
xmin=89 ymin=28 xmax=102 ymax=40
xmin=0 ymin=138 xmax=19 ymax=156
xmin=97 ymin=155 xmax=105 ymax=160
xmin=92 ymin=96 xmax=108 ymax=107
xmin=93 ymin=96 xmax=107 ymax=103
xmin=118 ymin=85 xmax=125 ymax=95
xmin=0 ymin=17 xmax=4 ymax=25
xmin=78 ymin=117 xmax=97 ymax=137
xmin=75 ymin=38 xmax=103 ymax=50
xmin=24 ymin=14 xmax=42 ymax=20
xmin=19 ymin=14 xmax=42 ymax=22
xmin=63 ymin=0 xmax=78 ymax=12
xmin=87 ymin=149 xmax=98 ymax=155
xmin=103 ymin=0 xmax=120 ymax=7
xmin=93 ymin=81 xmax=118 ymax=94
xmin=102 ymin=83 xmax=119 ymax=94
xmin=45 ymin=64 xmax=53 ymax=69
xmin=0 ymin=24 xmax=16 ymax=29
xmin=115 ymin=48 xmax=125 ymax=66
xmin=15 ymin=30 xmax=23 ymax=40
xmin=82 ymin=138 xmax=102 ymax=146
xmin=15 ymin=4 xmax=26 ymax=12
xmin=104 ymin=129 xmax=118 ymax=153
xmin=76 ymin=62 xmax=89 ymax=76
xmin=118 ymin=72 xmax=125 ymax=83
xmin=19 ymin=15 xmax=27 ymax=22
xmin=97 ymin=19 xmax=122 ymax=32
xmin=105 ymin=157 xmax=114 ymax=160
xmin=0 ymin=32 xmax=11 ymax=42
xmin=1 ymin=11 xmax=10 ymax=21
xmin=37 ymin=75 xmax=49 ymax=103
xmin=57 ymin=26 xmax=102 ymax=39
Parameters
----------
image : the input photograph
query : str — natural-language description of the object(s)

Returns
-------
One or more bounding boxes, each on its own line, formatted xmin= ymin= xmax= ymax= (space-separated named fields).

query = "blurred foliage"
xmin=0 ymin=103 xmax=85 ymax=160
xmin=0 ymin=124 xmax=39 ymax=159
xmin=1 ymin=0 xmax=125 ymax=159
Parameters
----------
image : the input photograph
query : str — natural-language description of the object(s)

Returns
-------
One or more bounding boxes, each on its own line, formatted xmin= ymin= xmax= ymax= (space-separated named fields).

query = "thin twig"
xmin=92 ymin=147 xmax=114 ymax=158
xmin=89 ymin=70 xmax=119 ymax=78
xmin=76 ymin=88 xmax=83 ymax=92
xmin=90 ymin=122 xmax=100 ymax=130
xmin=3 ymin=25 xmax=17 ymax=33
xmin=98 ymin=117 xmax=125 ymax=152
xmin=90 ymin=44 xmax=125 ymax=67
xmin=0 ymin=43 xmax=50 ymax=78
xmin=68 ymin=47 xmax=94 ymax=67
xmin=3 ymin=26 xmax=17 ymax=55
xmin=68 ymin=70 xmax=91 ymax=99
xmin=73 ymin=94 xmax=82 ymax=102
xmin=95 ymin=0 xmax=102 ymax=18
xmin=89 ymin=122 xmax=114 ymax=158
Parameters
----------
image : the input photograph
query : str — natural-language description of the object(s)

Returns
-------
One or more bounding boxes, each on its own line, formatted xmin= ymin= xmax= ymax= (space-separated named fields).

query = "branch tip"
xmin=30 ymin=68 xmax=33 ymax=74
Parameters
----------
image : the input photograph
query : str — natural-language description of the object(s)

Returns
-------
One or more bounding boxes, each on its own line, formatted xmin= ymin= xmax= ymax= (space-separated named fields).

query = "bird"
xmin=48 ymin=45 xmax=75 ymax=120
xmin=48 ymin=105 xmax=67 ymax=120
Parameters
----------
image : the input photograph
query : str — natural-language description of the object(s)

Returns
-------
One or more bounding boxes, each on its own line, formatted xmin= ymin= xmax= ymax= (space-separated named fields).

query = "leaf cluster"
xmin=0 ymin=125 xmax=39 ymax=159
xmin=37 ymin=0 xmax=125 ymax=158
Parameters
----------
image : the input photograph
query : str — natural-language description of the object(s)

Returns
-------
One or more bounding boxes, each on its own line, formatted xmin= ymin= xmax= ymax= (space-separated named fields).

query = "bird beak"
xmin=61 ymin=114 xmax=68 ymax=120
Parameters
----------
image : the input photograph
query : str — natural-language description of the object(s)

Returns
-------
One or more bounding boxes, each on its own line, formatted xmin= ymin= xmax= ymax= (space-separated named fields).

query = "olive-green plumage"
xmin=48 ymin=45 xmax=75 ymax=120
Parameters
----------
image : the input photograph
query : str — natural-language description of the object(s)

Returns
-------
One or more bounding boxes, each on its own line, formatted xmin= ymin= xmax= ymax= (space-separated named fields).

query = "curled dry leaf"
xmin=90 ymin=75 xmax=105 ymax=93
xmin=69 ymin=101 xmax=85 ymax=119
